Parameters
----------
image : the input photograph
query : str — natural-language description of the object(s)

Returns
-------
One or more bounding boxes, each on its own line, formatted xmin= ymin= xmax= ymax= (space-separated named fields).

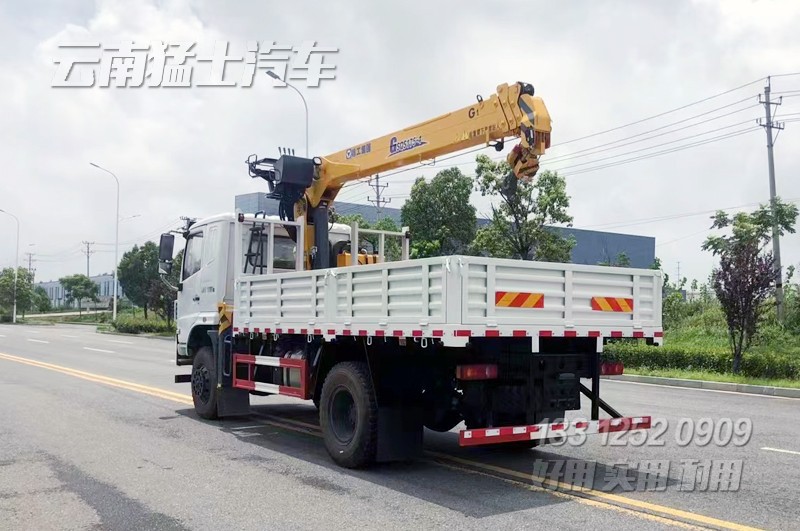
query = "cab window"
xmin=183 ymin=231 xmax=204 ymax=279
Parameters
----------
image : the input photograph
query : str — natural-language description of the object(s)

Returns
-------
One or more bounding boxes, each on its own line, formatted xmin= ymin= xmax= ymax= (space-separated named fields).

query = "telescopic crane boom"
xmin=247 ymin=81 xmax=552 ymax=269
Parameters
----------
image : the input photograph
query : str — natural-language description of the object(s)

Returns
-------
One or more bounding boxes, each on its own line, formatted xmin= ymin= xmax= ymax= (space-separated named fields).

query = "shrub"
xmin=111 ymin=316 xmax=175 ymax=335
xmin=605 ymin=342 xmax=800 ymax=381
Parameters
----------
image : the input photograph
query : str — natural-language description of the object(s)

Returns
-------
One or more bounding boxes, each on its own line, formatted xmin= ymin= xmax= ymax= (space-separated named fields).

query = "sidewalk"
xmin=603 ymin=374 xmax=800 ymax=398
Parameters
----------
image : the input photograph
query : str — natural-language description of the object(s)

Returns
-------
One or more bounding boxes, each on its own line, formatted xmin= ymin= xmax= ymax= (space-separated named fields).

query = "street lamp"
xmin=265 ymin=70 xmax=309 ymax=157
xmin=0 ymin=209 xmax=19 ymax=323
xmin=89 ymin=162 xmax=120 ymax=321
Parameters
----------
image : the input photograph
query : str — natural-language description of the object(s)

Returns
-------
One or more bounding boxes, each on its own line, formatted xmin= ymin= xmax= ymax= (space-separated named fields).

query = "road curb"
xmin=97 ymin=330 xmax=174 ymax=342
xmin=603 ymin=374 xmax=800 ymax=398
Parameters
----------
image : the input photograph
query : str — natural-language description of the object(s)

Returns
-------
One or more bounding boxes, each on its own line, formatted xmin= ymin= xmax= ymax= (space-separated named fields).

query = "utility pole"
xmin=368 ymin=175 xmax=391 ymax=219
xmin=81 ymin=241 xmax=95 ymax=278
xmin=759 ymin=76 xmax=786 ymax=321
xmin=24 ymin=252 xmax=35 ymax=276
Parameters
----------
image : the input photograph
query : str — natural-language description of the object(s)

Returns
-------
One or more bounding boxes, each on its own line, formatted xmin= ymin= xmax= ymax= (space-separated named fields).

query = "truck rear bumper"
xmin=459 ymin=416 xmax=651 ymax=447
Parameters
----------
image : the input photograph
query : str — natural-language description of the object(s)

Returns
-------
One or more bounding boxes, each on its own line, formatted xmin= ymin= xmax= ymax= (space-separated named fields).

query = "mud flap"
xmin=376 ymin=406 xmax=424 ymax=462
xmin=217 ymin=387 xmax=251 ymax=417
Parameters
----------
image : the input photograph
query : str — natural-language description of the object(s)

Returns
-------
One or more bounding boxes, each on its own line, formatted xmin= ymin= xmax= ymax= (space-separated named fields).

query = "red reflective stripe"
xmin=513 ymin=330 xmax=527 ymax=337
xmin=511 ymin=292 xmax=530 ymax=307
xmin=233 ymin=327 xmax=239 ymax=332
xmin=607 ymin=298 xmax=622 ymax=312
xmin=287 ymin=328 xmax=295 ymax=334
xmin=392 ymin=330 xmax=404 ymax=337
xmin=550 ymin=423 xmax=565 ymax=431
xmin=454 ymin=330 xmax=471 ymax=337
xmin=564 ymin=330 xmax=577 ymax=337
xmin=610 ymin=331 xmax=623 ymax=338
xmin=495 ymin=291 xmax=507 ymax=305
xmin=235 ymin=354 xmax=256 ymax=364
xmin=253 ymin=328 xmax=260 ymax=334
xmin=654 ymin=331 xmax=663 ymax=337
xmin=539 ymin=330 xmax=552 ymax=337
xmin=275 ymin=328 xmax=282 ymax=334
xmin=485 ymin=330 xmax=500 ymax=337
xmin=412 ymin=330 xmax=423 ymax=337
xmin=279 ymin=358 xmax=305 ymax=369
xmin=633 ymin=331 xmax=644 ymax=338
xmin=375 ymin=330 xmax=385 ymax=337
xmin=432 ymin=330 xmax=444 ymax=337
xmin=358 ymin=330 xmax=368 ymax=336
xmin=327 ymin=329 xmax=336 ymax=335
xmin=342 ymin=329 xmax=352 ymax=336
xmin=243 ymin=328 xmax=249 ymax=333
xmin=588 ymin=330 xmax=601 ymax=337
xmin=575 ymin=421 xmax=588 ymax=429
xmin=279 ymin=385 xmax=304 ymax=399
xmin=235 ymin=380 xmax=256 ymax=391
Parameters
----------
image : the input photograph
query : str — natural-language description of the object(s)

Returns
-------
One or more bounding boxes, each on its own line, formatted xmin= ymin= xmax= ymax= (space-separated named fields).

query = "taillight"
xmin=600 ymin=361 xmax=624 ymax=376
xmin=456 ymin=364 xmax=499 ymax=380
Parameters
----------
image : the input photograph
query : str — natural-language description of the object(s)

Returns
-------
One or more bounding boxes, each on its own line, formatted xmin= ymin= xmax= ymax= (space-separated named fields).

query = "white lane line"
xmin=107 ymin=339 xmax=133 ymax=345
xmin=84 ymin=347 xmax=115 ymax=354
xmin=605 ymin=378 xmax=800 ymax=400
xmin=27 ymin=338 xmax=50 ymax=344
xmin=762 ymin=447 xmax=800 ymax=456
xmin=0 ymin=334 xmax=6 ymax=337
xmin=61 ymin=334 xmax=78 ymax=338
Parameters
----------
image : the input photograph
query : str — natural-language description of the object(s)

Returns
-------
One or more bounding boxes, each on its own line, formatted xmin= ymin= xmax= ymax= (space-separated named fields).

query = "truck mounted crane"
xmin=245 ymin=81 xmax=551 ymax=269
xmin=161 ymin=81 xmax=660 ymax=468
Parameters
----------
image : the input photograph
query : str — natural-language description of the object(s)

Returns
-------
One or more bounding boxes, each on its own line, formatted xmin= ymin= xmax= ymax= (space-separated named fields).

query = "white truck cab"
xmin=172 ymin=213 xmax=354 ymax=364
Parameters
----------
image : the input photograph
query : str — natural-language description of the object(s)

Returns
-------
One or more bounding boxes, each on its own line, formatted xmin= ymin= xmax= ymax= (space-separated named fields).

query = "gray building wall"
xmin=234 ymin=193 xmax=655 ymax=269
xmin=37 ymin=273 xmax=124 ymax=309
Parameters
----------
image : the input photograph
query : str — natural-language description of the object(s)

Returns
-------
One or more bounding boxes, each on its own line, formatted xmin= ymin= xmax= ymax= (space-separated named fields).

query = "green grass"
xmin=625 ymin=367 xmax=800 ymax=389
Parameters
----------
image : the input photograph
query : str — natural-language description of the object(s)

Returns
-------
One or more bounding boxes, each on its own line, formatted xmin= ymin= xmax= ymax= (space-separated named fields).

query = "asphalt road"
xmin=1 ymin=323 xmax=798 ymax=530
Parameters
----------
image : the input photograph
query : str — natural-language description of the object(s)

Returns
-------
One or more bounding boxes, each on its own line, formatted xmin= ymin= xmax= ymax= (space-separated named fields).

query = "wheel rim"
xmin=329 ymin=386 xmax=357 ymax=444
xmin=192 ymin=364 xmax=211 ymax=404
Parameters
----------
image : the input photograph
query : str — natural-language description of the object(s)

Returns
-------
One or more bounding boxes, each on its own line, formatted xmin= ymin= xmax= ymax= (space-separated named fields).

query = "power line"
xmin=558 ymin=127 xmax=760 ymax=177
xmin=551 ymin=77 xmax=764 ymax=147
xmin=540 ymin=98 xmax=759 ymax=165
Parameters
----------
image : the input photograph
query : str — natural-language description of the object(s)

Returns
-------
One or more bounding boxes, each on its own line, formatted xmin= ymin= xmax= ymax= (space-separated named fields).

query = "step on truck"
xmin=160 ymin=81 xmax=661 ymax=468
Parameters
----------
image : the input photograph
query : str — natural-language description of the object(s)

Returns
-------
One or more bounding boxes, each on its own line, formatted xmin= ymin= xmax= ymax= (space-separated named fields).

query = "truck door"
xmin=177 ymin=228 xmax=204 ymax=352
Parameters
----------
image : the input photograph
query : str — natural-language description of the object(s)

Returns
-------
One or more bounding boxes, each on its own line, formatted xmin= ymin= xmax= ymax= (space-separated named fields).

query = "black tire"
xmin=191 ymin=346 xmax=219 ymax=420
xmin=319 ymin=362 xmax=378 ymax=468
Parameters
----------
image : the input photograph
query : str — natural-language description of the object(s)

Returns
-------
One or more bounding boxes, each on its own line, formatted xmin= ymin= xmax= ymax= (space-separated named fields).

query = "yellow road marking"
xmin=0 ymin=351 xmax=762 ymax=531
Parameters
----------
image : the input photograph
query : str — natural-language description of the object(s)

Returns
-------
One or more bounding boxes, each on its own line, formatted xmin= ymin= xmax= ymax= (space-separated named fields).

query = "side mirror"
xmin=158 ymin=233 xmax=175 ymax=275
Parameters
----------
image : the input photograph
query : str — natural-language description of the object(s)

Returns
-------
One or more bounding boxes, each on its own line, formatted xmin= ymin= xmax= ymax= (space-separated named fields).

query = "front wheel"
xmin=319 ymin=362 xmax=378 ymax=468
xmin=191 ymin=346 xmax=219 ymax=420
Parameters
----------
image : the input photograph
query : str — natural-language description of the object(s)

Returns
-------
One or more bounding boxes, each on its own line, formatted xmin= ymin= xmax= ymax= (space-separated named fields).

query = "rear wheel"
xmin=191 ymin=346 xmax=219 ymax=420
xmin=319 ymin=362 xmax=378 ymax=468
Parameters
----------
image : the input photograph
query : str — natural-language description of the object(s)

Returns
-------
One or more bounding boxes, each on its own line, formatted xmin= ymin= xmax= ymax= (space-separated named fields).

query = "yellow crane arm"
xmin=305 ymin=81 xmax=552 ymax=209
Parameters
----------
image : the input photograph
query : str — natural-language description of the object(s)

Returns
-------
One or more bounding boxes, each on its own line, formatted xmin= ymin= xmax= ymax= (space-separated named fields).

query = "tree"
xmin=599 ymin=252 xmax=631 ymax=267
xmin=148 ymin=250 xmax=182 ymax=325
xmin=118 ymin=242 xmax=161 ymax=318
xmin=60 ymin=274 xmax=99 ymax=315
xmin=702 ymin=200 xmax=798 ymax=374
xmin=333 ymin=214 xmax=402 ymax=262
xmin=401 ymin=168 xmax=477 ymax=258
xmin=31 ymin=286 xmax=52 ymax=313
xmin=471 ymin=155 xmax=574 ymax=261
xmin=0 ymin=267 xmax=34 ymax=318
